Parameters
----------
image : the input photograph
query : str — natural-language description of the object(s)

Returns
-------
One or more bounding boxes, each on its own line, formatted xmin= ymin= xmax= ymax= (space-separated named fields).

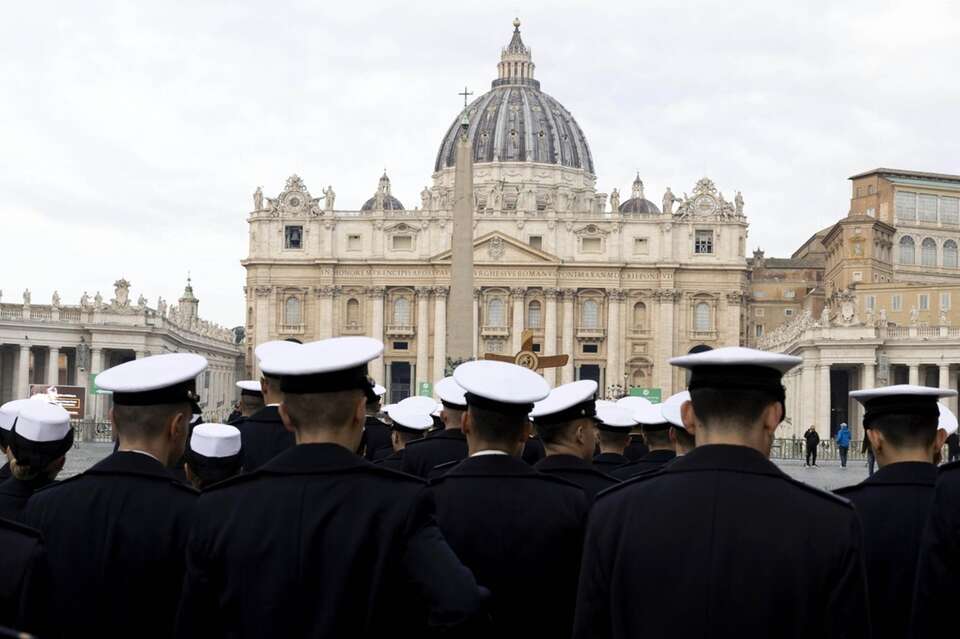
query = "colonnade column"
xmin=252 ymin=286 xmax=273 ymax=378
xmin=561 ymin=289 xmax=576 ymax=384
xmin=47 ymin=347 xmax=60 ymax=386
xmin=511 ymin=288 xmax=526 ymax=354
xmin=433 ymin=288 xmax=448 ymax=382
xmin=908 ymin=364 xmax=920 ymax=386
xmin=472 ymin=289 xmax=480 ymax=359
xmin=605 ymin=290 xmax=623 ymax=395
xmin=17 ymin=345 xmax=30 ymax=399
xmin=415 ymin=287 xmax=431 ymax=391
xmin=543 ymin=288 xmax=559 ymax=387
xmin=817 ymin=364 xmax=831 ymax=437
xmin=368 ymin=287 xmax=385 ymax=385
xmin=91 ymin=348 xmax=104 ymax=421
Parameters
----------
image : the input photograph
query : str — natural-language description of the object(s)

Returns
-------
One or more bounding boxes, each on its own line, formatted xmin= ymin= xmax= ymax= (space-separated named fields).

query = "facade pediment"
xmin=431 ymin=231 xmax=561 ymax=264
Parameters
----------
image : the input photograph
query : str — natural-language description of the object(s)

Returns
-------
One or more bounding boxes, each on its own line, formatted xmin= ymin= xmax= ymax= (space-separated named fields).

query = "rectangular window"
xmin=783 ymin=290 xmax=796 ymax=299
xmin=866 ymin=207 xmax=876 ymax=217
xmin=392 ymin=235 xmax=413 ymax=250
xmin=347 ymin=234 xmax=361 ymax=250
xmin=485 ymin=341 xmax=503 ymax=354
xmin=582 ymin=237 xmax=602 ymax=253
xmin=896 ymin=191 xmax=917 ymax=220
xmin=392 ymin=341 xmax=408 ymax=350
xmin=694 ymin=230 xmax=714 ymax=254
xmin=284 ymin=225 xmax=303 ymax=249
xmin=532 ymin=343 xmax=541 ymax=353
xmin=755 ymin=324 xmax=764 ymax=337
xmin=754 ymin=291 xmax=768 ymax=299
xmin=785 ymin=308 xmax=795 ymax=317
xmin=755 ymin=308 xmax=765 ymax=317
xmin=941 ymin=292 xmax=951 ymax=311
xmin=942 ymin=197 xmax=960 ymax=225
xmin=853 ymin=271 xmax=863 ymax=282
xmin=528 ymin=235 xmax=543 ymax=250
xmin=633 ymin=237 xmax=649 ymax=255
xmin=919 ymin=294 xmax=930 ymax=310
xmin=866 ymin=295 xmax=876 ymax=311
xmin=918 ymin=195 xmax=938 ymax=223
xmin=582 ymin=343 xmax=599 ymax=354
xmin=892 ymin=294 xmax=902 ymax=311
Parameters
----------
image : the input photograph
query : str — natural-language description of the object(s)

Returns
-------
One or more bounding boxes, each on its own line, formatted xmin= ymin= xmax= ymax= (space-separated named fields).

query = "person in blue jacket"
xmin=835 ymin=422 xmax=852 ymax=467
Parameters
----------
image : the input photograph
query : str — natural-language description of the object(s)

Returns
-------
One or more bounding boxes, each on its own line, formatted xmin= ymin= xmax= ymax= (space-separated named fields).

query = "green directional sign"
xmin=418 ymin=382 xmax=433 ymax=397
xmin=629 ymin=387 xmax=661 ymax=403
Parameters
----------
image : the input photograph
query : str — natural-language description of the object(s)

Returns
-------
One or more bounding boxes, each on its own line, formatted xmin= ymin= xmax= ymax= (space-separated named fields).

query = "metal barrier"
xmin=772 ymin=437 xmax=949 ymax=463
xmin=70 ymin=420 xmax=113 ymax=444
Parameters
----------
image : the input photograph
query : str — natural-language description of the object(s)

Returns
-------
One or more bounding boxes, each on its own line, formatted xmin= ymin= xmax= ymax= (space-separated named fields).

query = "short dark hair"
xmin=672 ymin=426 xmax=695 ymax=449
xmin=643 ymin=428 xmax=671 ymax=448
xmin=284 ymin=389 xmax=363 ymax=432
xmin=240 ymin=394 xmax=265 ymax=412
xmin=113 ymin=402 xmax=191 ymax=441
xmin=871 ymin=413 xmax=938 ymax=448
xmin=598 ymin=429 xmax=629 ymax=449
xmin=690 ymin=388 xmax=780 ymax=429
xmin=536 ymin=418 xmax=585 ymax=446
xmin=468 ymin=404 xmax=527 ymax=445
xmin=396 ymin=430 xmax=425 ymax=445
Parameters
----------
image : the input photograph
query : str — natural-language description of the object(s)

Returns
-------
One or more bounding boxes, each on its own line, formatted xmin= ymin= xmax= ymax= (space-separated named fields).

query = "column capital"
xmin=415 ymin=286 xmax=433 ymax=297
xmin=473 ymin=287 xmax=483 ymax=299
xmin=433 ymin=287 xmax=449 ymax=299
xmin=607 ymin=290 xmax=626 ymax=302
xmin=560 ymin=288 xmax=578 ymax=300
xmin=544 ymin=287 xmax=561 ymax=300
xmin=510 ymin=287 xmax=527 ymax=299
xmin=365 ymin=286 xmax=386 ymax=298
xmin=315 ymin=286 xmax=335 ymax=298
xmin=253 ymin=286 xmax=273 ymax=298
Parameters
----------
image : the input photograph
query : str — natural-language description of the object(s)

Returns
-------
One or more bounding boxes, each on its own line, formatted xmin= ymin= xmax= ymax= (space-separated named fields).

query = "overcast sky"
xmin=2 ymin=0 xmax=958 ymax=327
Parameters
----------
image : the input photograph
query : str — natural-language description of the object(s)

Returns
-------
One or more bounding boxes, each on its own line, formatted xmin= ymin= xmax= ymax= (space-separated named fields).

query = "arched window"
xmin=694 ymin=303 xmax=711 ymax=332
xmin=284 ymin=297 xmax=301 ymax=325
xmin=393 ymin=297 xmax=411 ymax=325
xmin=487 ymin=298 xmax=506 ymax=327
xmin=346 ymin=298 xmax=360 ymax=325
xmin=581 ymin=300 xmax=599 ymax=328
xmin=899 ymin=236 xmax=915 ymax=265
xmin=527 ymin=300 xmax=542 ymax=329
xmin=633 ymin=302 xmax=647 ymax=329
xmin=921 ymin=238 xmax=938 ymax=267
xmin=944 ymin=240 xmax=958 ymax=268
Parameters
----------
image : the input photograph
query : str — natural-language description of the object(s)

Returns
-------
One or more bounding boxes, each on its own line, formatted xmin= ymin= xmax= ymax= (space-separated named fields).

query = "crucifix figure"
xmin=459 ymin=86 xmax=473 ymax=109
xmin=484 ymin=329 xmax=569 ymax=372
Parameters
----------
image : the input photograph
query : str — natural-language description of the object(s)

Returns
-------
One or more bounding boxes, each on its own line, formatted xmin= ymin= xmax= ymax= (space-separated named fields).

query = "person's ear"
xmin=668 ymin=427 xmax=678 ymax=445
xmin=391 ymin=430 xmax=400 ymax=447
xmin=934 ymin=429 xmax=948 ymax=452
xmin=866 ymin=428 xmax=881 ymax=452
xmin=459 ymin=410 xmax=468 ymax=430
xmin=462 ymin=410 xmax=474 ymax=436
xmin=353 ymin=395 xmax=366 ymax=429
xmin=278 ymin=402 xmax=295 ymax=433
xmin=521 ymin=420 xmax=532 ymax=442
xmin=168 ymin=410 xmax=187 ymax=442
xmin=575 ymin=423 xmax=585 ymax=445
xmin=259 ymin=377 xmax=268 ymax=395
xmin=760 ymin=402 xmax=782 ymax=434
xmin=680 ymin=401 xmax=698 ymax=437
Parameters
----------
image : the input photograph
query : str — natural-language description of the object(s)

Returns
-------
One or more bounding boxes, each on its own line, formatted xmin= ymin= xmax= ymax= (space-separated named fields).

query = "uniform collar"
xmin=260 ymin=442 xmax=370 ymax=474
xmin=471 ymin=449 xmax=510 ymax=457
xmin=86 ymin=450 xmax=177 ymax=480
xmin=666 ymin=444 xmax=782 ymax=477
xmin=642 ymin=449 xmax=677 ymax=462
xmin=444 ymin=453 xmax=535 ymax=477
xmin=536 ymin=454 xmax=595 ymax=472
xmin=247 ymin=405 xmax=282 ymax=423
xmin=864 ymin=461 xmax=937 ymax=486
xmin=595 ymin=452 xmax=629 ymax=463
xmin=0 ymin=475 xmax=54 ymax=496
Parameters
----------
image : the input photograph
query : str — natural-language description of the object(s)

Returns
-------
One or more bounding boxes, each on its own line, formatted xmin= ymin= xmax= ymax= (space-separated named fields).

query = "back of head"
xmin=468 ymin=404 xmax=528 ymax=447
xmin=284 ymin=389 xmax=365 ymax=433
xmin=869 ymin=413 xmax=938 ymax=449
xmin=113 ymin=402 xmax=192 ymax=442
xmin=689 ymin=387 xmax=780 ymax=432
xmin=597 ymin=428 xmax=629 ymax=449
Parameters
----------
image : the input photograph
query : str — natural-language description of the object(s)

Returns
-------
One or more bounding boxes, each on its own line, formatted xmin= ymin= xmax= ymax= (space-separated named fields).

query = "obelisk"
xmin=446 ymin=104 xmax=474 ymax=365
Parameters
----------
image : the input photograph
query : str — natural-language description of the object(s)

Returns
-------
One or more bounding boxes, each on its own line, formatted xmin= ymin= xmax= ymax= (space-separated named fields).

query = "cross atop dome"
xmin=497 ymin=17 xmax=536 ymax=88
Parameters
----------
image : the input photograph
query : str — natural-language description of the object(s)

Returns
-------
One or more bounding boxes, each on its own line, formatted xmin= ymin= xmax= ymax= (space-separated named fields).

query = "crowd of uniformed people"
xmin=0 ymin=336 xmax=958 ymax=638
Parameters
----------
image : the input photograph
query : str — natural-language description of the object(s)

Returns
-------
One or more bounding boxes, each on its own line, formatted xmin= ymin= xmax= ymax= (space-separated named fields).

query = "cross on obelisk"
xmin=484 ymin=330 xmax=569 ymax=372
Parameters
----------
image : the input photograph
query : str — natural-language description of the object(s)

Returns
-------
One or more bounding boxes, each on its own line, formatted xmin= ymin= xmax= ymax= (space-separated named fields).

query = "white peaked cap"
xmin=530 ymin=380 xmax=597 ymax=419
xmin=595 ymin=400 xmax=616 ymax=410
xmin=14 ymin=401 xmax=72 ymax=443
xmin=258 ymin=337 xmax=383 ymax=376
xmin=453 ymin=360 xmax=550 ymax=405
xmin=236 ymin=380 xmax=262 ymax=392
xmin=938 ymin=402 xmax=959 ymax=436
xmin=385 ymin=408 xmax=433 ymax=431
xmin=190 ymin=423 xmax=242 ymax=458
xmin=669 ymin=346 xmax=801 ymax=374
xmin=595 ymin=404 xmax=637 ymax=430
xmin=435 ymin=376 xmax=468 ymax=408
xmin=616 ymin=396 xmax=653 ymax=412
xmin=95 ymin=353 xmax=208 ymax=394
xmin=254 ymin=340 xmax=302 ymax=366
xmin=381 ymin=403 xmax=397 ymax=413
xmin=0 ymin=399 xmax=35 ymax=432
xmin=398 ymin=395 xmax=440 ymax=414
xmin=373 ymin=384 xmax=387 ymax=397
xmin=634 ymin=401 xmax=669 ymax=426
xmin=661 ymin=391 xmax=692 ymax=429
xmin=850 ymin=384 xmax=958 ymax=402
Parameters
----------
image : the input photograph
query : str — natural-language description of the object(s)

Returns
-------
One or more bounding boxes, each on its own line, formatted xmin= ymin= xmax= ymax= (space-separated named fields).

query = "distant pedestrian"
xmin=804 ymin=426 xmax=820 ymax=466
xmin=861 ymin=436 xmax=875 ymax=476
xmin=836 ymin=422 xmax=851 ymax=467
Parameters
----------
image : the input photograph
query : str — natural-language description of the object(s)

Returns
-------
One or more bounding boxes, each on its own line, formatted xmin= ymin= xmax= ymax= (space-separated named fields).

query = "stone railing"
xmin=759 ymin=316 xmax=960 ymax=352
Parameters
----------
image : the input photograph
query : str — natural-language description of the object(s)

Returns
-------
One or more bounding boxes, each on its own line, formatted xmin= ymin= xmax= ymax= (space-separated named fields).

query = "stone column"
xmin=368 ymin=287 xmax=385 ymax=385
xmin=817 ymin=364 xmax=831 ymax=437
xmin=561 ymin=289 xmax=576 ymax=384
xmin=544 ymin=288 xmax=559 ymax=387
xmin=415 ymin=287 xmax=431 ymax=389
xmin=939 ymin=365 xmax=950 ymax=404
xmin=91 ymin=348 xmax=104 ymax=421
xmin=252 ymin=286 xmax=272 ymax=378
xmin=908 ymin=364 xmax=920 ymax=386
xmin=511 ymin=288 xmax=526 ymax=354
xmin=800 ymin=359 xmax=815 ymax=433
xmin=605 ymin=291 xmax=622 ymax=395
xmin=47 ymin=347 xmax=60 ymax=386
xmin=317 ymin=287 xmax=334 ymax=340
xmin=16 ymin=345 xmax=30 ymax=399
xmin=433 ymin=287 xmax=448 ymax=382
xmin=656 ymin=290 xmax=678 ymax=395
xmin=472 ymin=289 xmax=480 ymax=359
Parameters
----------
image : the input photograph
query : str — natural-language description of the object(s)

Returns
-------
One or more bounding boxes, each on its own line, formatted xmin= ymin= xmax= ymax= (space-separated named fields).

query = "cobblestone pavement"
xmin=61 ymin=442 xmax=872 ymax=491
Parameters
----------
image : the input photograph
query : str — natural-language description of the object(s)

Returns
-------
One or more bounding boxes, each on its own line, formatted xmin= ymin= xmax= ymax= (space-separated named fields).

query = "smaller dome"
xmin=619 ymin=198 xmax=661 ymax=214
xmin=361 ymin=195 xmax=405 ymax=211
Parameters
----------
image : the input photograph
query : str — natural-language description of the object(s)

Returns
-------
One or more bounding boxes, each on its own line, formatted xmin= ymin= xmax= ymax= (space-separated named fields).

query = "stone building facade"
xmin=242 ymin=20 xmax=751 ymax=402
xmin=0 ymin=279 xmax=243 ymax=422
xmin=757 ymin=168 xmax=960 ymax=439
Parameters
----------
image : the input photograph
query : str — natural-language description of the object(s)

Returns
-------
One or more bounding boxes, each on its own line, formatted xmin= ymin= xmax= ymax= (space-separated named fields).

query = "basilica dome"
xmin=619 ymin=174 xmax=660 ymax=214
xmin=434 ymin=20 xmax=595 ymax=176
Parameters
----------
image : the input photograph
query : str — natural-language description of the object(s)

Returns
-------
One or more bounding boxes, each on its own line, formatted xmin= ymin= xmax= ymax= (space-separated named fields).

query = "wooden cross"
xmin=459 ymin=86 xmax=473 ymax=108
xmin=484 ymin=330 xmax=569 ymax=372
